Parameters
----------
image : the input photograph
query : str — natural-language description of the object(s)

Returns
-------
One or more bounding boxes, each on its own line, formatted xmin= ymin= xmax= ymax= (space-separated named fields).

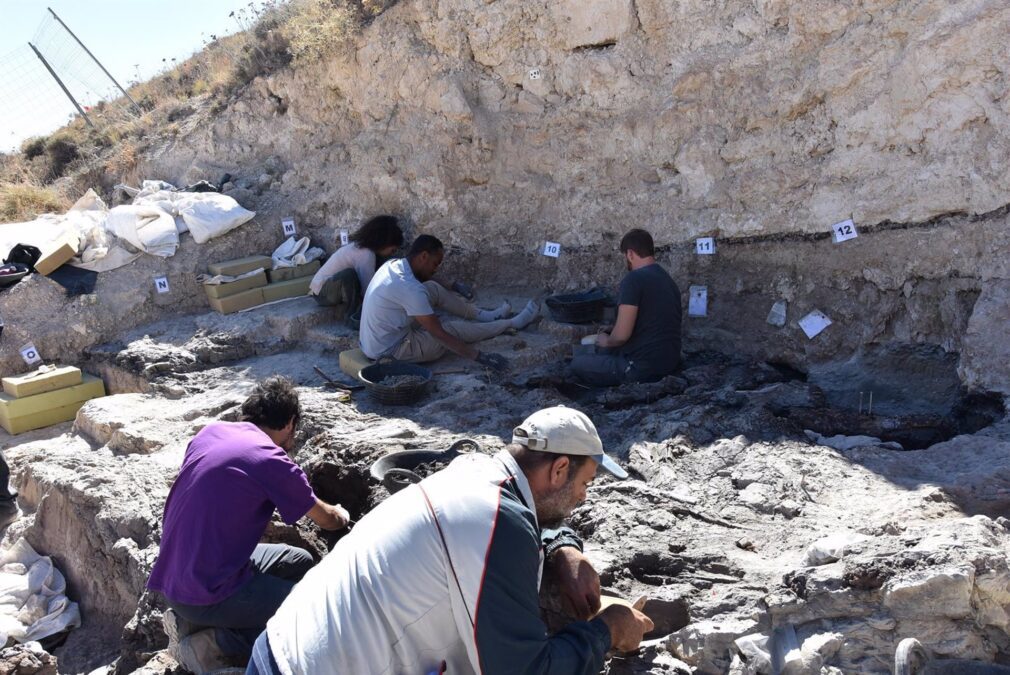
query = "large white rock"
xmin=883 ymin=564 xmax=975 ymax=620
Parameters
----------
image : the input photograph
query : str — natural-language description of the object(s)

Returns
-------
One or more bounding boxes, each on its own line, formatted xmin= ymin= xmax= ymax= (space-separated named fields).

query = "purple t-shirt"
xmin=147 ymin=422 xmax=317 ymax=605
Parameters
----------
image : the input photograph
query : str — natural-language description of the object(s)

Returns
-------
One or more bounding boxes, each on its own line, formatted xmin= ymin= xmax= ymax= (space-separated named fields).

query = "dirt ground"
xmin=0 ymin=291 xmax=1007 ymax=674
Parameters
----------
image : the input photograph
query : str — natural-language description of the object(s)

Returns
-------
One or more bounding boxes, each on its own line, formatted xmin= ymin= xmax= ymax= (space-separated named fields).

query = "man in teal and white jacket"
xmin=248 ymin=406 xmax=653 ymax=675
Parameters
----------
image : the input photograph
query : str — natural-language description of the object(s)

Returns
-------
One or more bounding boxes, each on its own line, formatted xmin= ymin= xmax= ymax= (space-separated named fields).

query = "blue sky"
xmin=1 ymin=0 xmax=260 ymax=151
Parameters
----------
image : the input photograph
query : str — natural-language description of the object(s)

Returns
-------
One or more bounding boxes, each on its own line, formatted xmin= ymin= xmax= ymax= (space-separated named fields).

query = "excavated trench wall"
xmin=3 ymin=0 xmax=1009 ymax=397
xmin=138 ymin=0 xmax=1009 ymax=393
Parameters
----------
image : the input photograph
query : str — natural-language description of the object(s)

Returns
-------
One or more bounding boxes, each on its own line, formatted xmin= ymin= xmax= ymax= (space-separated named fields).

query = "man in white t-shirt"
xmin=359 ymin=235 xmax=540 ymax=371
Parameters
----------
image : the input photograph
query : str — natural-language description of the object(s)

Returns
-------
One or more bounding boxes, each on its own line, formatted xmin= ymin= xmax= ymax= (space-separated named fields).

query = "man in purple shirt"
xmin=147 ymin=376 xmax=349 ymax=671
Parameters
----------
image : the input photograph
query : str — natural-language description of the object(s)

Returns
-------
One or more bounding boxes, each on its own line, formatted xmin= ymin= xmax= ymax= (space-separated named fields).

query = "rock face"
xmin=0 ymin=0 xmax=1006 ymax=392
xmin=0 ymin=296 xmax=1005 ymax=672
xmin=959 ymin=279 xmax=1010 ymax=395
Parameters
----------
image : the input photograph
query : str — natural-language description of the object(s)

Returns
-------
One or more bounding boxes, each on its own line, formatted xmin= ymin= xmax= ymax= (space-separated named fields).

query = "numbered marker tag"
xmin=798 ymin=310 xmax=832 ymax=339
xmin=543 ymin=241 xmax=561 ymax=258
xmin=688 ymin=285 xmax=708 ymax=317
xmin=154 ymin=276 xmax=170 ymax=294
xmin=831 ymin=219 xmax=858 ymax=243
xmin=695 ymin=237 xmax=716 ymax=255
xmin=281 ymin=217 xmax=297 ymax=237
xmin=19 ymin=343 xmax=42 ymax=367
xmin=339 ymin=230 xmax=349 ymax=246
xmin=528 ymin=68 xmax=542 ymax=80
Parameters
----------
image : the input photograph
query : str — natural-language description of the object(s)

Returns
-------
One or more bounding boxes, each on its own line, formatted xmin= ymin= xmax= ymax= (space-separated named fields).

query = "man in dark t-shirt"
xmin=570 ymin=229 xmax=682 ymax=386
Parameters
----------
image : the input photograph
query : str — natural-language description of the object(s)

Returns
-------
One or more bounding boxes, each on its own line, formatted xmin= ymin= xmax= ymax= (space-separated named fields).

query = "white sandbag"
xmin=0 ymin=538 xmax=80 ymax=644
xmin=105 ymin=205 xmax=179 ymax=257
xmin=175 ymin=193 xmax=255 ymax=244
xmin=272 ymin=236 xmax=324 ymax=268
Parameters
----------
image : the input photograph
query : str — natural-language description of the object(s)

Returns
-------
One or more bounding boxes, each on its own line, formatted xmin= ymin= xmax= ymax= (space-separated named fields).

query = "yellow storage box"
xmin=339 ymin=349 xmax=373 ymax=381
xmin=262 ymin=277 xmax=312 ymax=303
xmin=268 ymin=260 xmax=321 ymax=283
xmin=0 ymin=375 xmax=105 ymax=435
xmin=208 ymin=287 xmax=265 ymax=314
xmin=2 ymin=365 xmax=82 ymax=398
xmin=203 ymin=270 xmax=269 ymax=300
xmin=35 ymin=232 xmax=80 ymax=276
xmin=207 ymin=255 xmax=273 ymax=277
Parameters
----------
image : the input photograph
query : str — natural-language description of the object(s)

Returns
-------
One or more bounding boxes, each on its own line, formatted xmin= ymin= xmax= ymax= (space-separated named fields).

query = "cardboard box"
xmin=208 ymin=287 xmax=265 ymax=314
xmin=35 ymin=232 xmax=80 ymax=276
xmin=2 ymin=365 xmax=82 ymax=398
xmin=339 ymin=348 xmax=373 ymax=380
xmin=0 ymin=375 xmax=105 ymax=435
xmin=203 ymin=270 xmax=268 ymax=300
xmin=267 ymin=260 xmax=321 ymax=283
xmin=262 ymin=277 xmax=311 ymax=303
xmin=207 ymin=255 xmax=273 ymax=277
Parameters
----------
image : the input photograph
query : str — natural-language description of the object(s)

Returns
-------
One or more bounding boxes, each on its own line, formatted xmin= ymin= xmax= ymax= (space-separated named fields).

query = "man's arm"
xmin=596 ymin=304 xmax=638 ymax=348
xmin=471 ymin=500 xmax=610 ymax=675
xmin=306 ymin=499 xmax=350 ymax=531
xmin=414 ymin=314 xmax=478 ymax=360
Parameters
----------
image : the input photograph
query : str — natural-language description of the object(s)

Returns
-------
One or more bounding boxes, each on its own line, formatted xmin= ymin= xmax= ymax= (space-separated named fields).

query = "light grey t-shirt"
xmin=359 ymin=258 xmax=434 ymax=358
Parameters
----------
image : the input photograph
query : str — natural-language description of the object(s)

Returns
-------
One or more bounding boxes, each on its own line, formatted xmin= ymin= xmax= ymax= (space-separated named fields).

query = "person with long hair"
xmin=309 ymin=215 xmax=405 ymax=312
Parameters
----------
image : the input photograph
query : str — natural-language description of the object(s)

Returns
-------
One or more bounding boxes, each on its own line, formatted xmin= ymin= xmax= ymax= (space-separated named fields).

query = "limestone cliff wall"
xmin=3 ymin=0 xmax=1008 ymax=389
xmin=151 ymin=0 xmax=1010 ymax=243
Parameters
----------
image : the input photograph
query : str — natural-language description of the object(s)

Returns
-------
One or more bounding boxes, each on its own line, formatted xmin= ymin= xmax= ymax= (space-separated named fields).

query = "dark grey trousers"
xmin=312 ymin=267 xmax=361 ymax=309
xmin=168 ymin=543 xmax=313 ymax=659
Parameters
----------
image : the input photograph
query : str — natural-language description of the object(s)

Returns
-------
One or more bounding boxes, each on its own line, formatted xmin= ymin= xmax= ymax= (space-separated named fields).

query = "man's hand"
xmin=307 ymin=499 xmax=351 ymax=531
xmin=597 ymin=603 xmax=654 ymax=652
xmin=475 ymin=351 xmax=509 ymax=373
xmin=550 ymin=547 xmax=601 ymax=620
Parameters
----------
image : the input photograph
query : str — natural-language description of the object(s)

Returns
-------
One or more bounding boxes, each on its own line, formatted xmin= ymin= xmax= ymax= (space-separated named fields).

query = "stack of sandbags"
xmin=264 ymin=259 xmax=320 ymax=302
xmin=0 ymin=365 xmax=105 ymax=434
xmin=203 ymin=255 xmax=273 ymax=314
xmin=203 ymin=255 xmax=319 ymax=313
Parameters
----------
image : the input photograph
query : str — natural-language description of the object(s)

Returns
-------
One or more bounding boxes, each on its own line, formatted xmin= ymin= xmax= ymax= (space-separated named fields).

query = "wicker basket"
xmin=545 ymin=288 xmax=610 ymax=324
xmin=358 ymin=359 xmax=432 ymax=405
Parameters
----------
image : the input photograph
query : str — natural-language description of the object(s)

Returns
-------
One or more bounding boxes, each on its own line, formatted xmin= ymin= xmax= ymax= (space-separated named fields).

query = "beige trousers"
xmin=391 ymin=282 xmax=511 ymax=362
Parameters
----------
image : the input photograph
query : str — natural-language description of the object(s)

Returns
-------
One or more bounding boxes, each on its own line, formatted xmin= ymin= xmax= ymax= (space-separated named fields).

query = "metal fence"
xmin=0 ymin=8 xmax=139 ymax=152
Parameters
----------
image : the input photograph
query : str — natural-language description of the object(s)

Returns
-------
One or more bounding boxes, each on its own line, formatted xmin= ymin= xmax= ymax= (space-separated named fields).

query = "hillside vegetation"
xmin=0 ymin=0 xmax=395 ymax=223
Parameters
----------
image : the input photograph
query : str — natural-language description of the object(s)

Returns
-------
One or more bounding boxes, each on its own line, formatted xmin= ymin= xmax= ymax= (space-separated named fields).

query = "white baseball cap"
xmin=512 ymin=406 xmax=628 ymax=479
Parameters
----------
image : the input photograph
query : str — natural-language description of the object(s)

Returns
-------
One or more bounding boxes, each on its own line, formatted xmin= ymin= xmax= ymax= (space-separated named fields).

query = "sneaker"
xmin=175 ymin=628 xmax=233 ymax=674
xmin=163 ymin=608 xmax=199 ymax=645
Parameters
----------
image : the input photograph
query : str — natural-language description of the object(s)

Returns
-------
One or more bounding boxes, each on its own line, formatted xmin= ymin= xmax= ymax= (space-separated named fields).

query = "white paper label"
xmin=339 ymin=229 xmax=349 ymax=246
xmin=282 ymin=218 xmax=297 ymax=237
xmin=831 ymin=219 xmax=858 ymax=243
xmin=543 ymin=241 xmax=561 ymax=258
xmin=798 ymin=310 xmax=832 ymax=339
xmin=528 ymin=68 xmax=542 ymax=80
xmin=154 ymin=276 xmax=170 ymax=294
xmin=766 ymin=300 xmax=787 ymax=327
xmin=19 ymin=343 xmax=41 ymax=366
xmin=688 ymin=285 xmax=708 ymax=317
xmin=695 ymin=237 xmax=716 ymax=255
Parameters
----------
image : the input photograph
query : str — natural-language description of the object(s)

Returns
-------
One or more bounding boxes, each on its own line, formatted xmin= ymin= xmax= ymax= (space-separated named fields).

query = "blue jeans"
xmin=168 ymin=543 xmax=313 ymax=660
xmin=570 ymin=348 xmax=644 ymax=387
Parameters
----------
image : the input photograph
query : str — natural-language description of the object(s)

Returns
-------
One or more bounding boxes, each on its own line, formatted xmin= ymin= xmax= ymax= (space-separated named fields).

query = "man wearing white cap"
xmin=247 ymin=406 xmax=653 ymax=675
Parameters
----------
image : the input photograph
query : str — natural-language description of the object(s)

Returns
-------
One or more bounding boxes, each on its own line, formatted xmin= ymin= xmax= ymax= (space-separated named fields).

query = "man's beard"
xmin=536 ymin=483 xmax=578 ymax=529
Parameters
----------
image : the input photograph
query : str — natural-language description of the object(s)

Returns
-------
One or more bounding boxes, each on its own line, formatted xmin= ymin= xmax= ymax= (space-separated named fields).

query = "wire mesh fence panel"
xmin=0 ymin=9 xmax=140 ymax=151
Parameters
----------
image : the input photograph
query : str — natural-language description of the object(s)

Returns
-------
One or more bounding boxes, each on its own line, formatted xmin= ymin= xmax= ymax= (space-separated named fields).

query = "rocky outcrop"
xmin=5 ymin=436 xmax=171 ymax=672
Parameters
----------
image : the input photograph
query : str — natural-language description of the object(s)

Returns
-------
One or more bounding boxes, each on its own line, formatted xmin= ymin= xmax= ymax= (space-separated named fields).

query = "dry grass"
xmin=0 ymin=181 xmax=70 ymax=223
xmin=6 ymin=0 xmax=399 ymax=196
